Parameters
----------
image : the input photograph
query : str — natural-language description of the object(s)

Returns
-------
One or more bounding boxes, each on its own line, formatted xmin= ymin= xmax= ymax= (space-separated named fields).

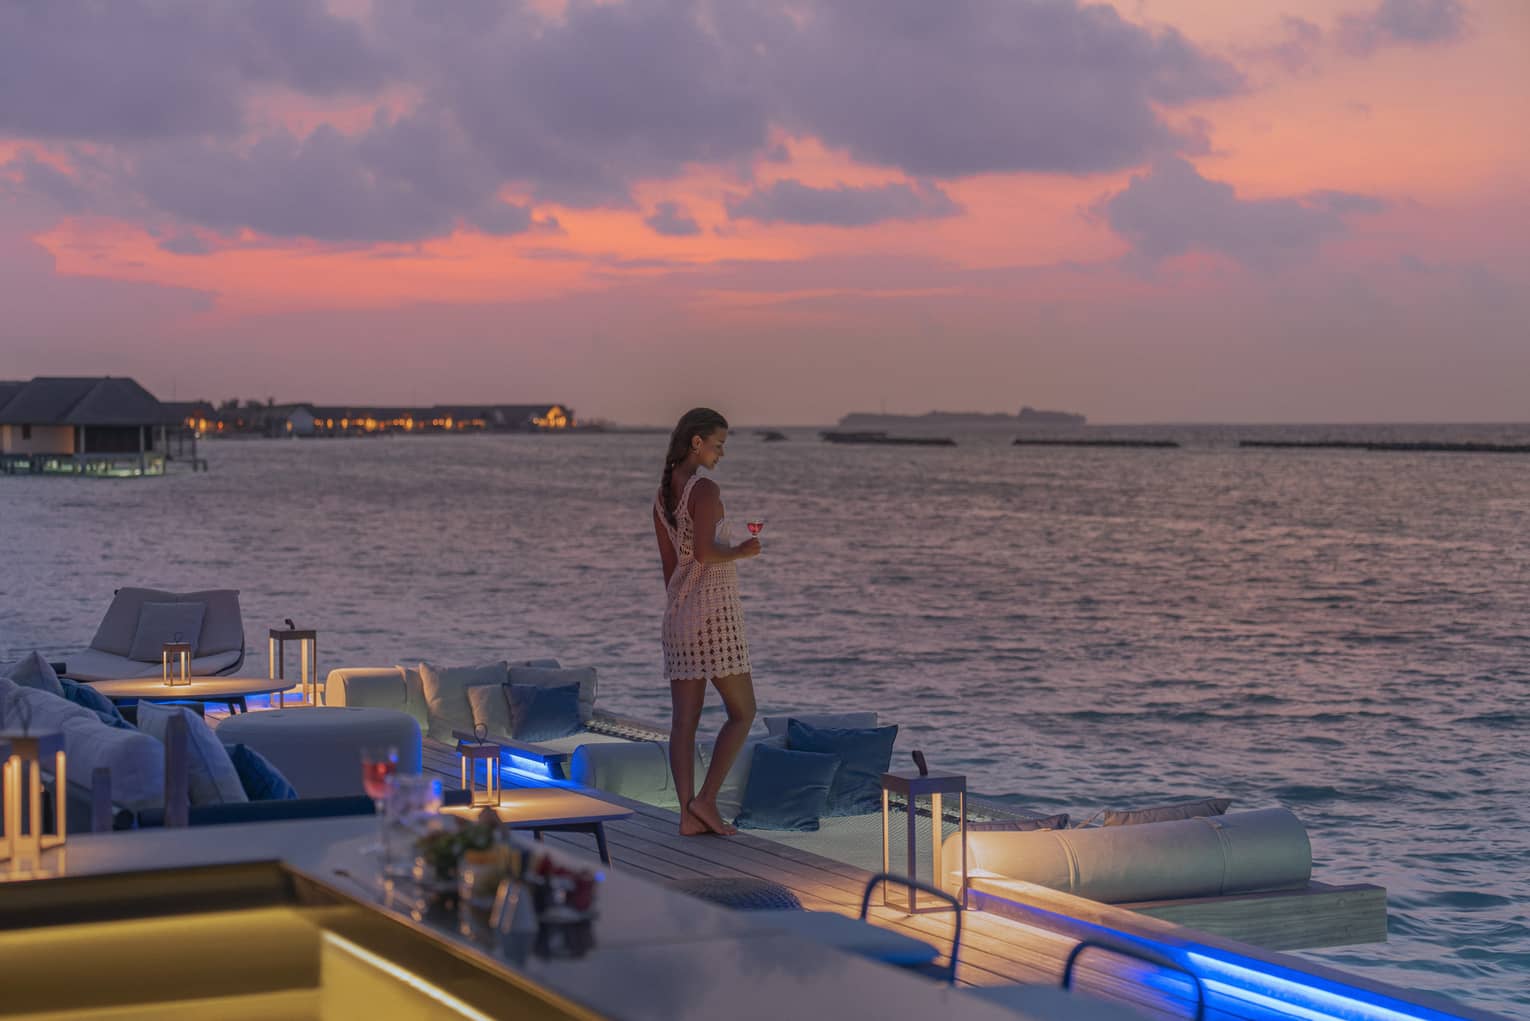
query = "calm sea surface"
xmin=3 ymin=424 xmax=1527 ymax=1015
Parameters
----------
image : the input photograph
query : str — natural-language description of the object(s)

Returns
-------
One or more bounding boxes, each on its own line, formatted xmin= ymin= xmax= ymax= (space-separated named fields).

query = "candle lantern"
xmin=268 ymin=625 xmax=318 ymax=707
xmin=162 ymin=642 xmax=193 ymax=687
xmin=1 ymin=732 xmax=67 ymax=874
xmin=458 ymin=726 xmax=502 ymax=808
xmin=881 ymin=768 xmax=967 ymax=913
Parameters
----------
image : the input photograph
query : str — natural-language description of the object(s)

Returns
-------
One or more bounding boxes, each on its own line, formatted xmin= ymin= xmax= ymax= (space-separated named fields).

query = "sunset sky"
xmin=2 ymin=0 xmax=1526 ymax=424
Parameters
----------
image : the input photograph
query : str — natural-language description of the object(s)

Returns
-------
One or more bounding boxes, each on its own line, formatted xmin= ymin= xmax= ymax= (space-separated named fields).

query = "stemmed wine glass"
xmin=746 ymin=518 xmax=766 ymax=544
xmin=360 ymin=746 xmax=399 ymax=854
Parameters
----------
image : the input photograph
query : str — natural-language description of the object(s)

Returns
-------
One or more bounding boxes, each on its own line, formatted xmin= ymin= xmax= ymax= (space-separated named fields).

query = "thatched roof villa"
xmin=0 ymin=376 xmax=177 ymax=476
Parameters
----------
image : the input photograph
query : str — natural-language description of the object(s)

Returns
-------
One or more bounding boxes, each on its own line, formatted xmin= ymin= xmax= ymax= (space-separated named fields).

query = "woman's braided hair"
xmin=660 ymin=408 xmax=729 ymax=527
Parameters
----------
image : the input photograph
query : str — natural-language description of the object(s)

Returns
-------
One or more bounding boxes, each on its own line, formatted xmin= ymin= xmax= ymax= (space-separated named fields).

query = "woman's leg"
xmin=670 ymin=677 xmax=708 ymax=836
xmin=688 ymin=672 xmax=757 ymax=836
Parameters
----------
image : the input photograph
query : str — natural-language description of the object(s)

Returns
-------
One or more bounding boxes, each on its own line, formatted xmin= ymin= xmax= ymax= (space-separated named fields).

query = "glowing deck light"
xmin=964 ymin=888 xmax=1482 ymax=1021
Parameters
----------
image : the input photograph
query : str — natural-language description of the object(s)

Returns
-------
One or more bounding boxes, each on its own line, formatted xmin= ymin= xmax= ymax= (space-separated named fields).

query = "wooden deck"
xmin=410 ymin=739 xmax=1455 ymax=1021
xmin=420 ymin=740 xmax=1071 ymax=992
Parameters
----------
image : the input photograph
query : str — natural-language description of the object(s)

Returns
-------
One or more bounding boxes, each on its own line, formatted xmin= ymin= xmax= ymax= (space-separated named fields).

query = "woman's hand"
xmin=735 ymin=538 xmax=762 ymax=559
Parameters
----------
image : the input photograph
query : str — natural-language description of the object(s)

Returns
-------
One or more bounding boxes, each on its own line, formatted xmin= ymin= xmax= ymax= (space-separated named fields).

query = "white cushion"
xmin=762 ymin=712 xmax=878 ymax=737
xmin=127 ymin=601 xmax=207 ymax=662
xmin=946 ymin=808 xmax=1311 ymax=902
xmin=466 ymin=684 xmax=512 ymax=742
xmin=59 ymin=714 xmax=165 ymax=812
xmin=324 ymin=667 xmax=425 ymax=726
xmin=6 ymin=651 xmax=65 ymax=697
xmin=570 ymin=739 xmax=705 ymax=809
xmin=136 ymin=702 xmax=247 ymax=806
xmin=418 ymin=661 xmax=507 ymax=742
xmin=506 ymin=665 xmax=596 ymax=724
xmin=61 ymin=647 xmax=242 ymax=682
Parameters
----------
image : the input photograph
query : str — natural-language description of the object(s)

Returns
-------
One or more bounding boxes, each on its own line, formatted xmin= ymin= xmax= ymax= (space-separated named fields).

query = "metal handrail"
xmin=1062 ymin=936 xmax=1207 ymax=1021
xmin=858 ymin=873 xmax=962 ymax=985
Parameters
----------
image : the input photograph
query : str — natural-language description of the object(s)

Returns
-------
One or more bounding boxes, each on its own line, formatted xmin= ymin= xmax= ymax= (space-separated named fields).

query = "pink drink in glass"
xmin=747 ymin=519 xmax=765 ymax=538
xmin=362 ymin=748 xmax=398 ymax=801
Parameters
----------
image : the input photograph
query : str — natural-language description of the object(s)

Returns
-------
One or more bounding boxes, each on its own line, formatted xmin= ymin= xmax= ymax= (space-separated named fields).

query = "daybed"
xmin=943 ymin=806 xmax=1388 ymax=950
xmin=58 ymin=587 xmax=247 ymax=682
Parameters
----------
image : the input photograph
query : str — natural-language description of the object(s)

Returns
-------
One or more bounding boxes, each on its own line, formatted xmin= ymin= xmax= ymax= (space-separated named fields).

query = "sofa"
xmin=2 ymin=654 xmax=376 ymax=832
xmin=323 ymin=660 xmax=634 ymax=778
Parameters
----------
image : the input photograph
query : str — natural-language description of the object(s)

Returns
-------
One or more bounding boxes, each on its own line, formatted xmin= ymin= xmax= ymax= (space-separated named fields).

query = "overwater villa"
xmin=190 ymin=401 xmax=577 ymax=437
xmin=0 ymin=592 xmax=1508 ymax=1021
xmin=0 ymin=376 xmax=184 ymax=477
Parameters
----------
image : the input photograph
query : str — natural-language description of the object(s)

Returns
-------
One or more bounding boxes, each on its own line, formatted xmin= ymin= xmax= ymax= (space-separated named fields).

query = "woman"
xmin=653 ymin=408 xmax=761 ymax=836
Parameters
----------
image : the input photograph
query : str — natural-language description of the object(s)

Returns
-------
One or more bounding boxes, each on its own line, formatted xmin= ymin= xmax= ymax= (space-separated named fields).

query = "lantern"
xmin=458 ymin=727 xmax=502 ymax=808
xmin=162 ymin=641 xmax=192 ymax=686
xmin=881 ymin=767 xmax=967 ymax=912
xmin=1 ymin=732 xmax=67 ymax=874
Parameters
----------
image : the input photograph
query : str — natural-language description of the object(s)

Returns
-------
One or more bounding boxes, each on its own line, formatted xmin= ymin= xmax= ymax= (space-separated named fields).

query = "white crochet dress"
xmin=657 ymin=473 xmax=752 ymax=681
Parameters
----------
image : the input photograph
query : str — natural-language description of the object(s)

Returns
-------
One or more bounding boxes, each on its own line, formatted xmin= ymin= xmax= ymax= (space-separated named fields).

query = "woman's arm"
xmin=690 ymin=478 xmax=760 ymax=565
xmin=654 ymin=505 xmax=678 ymax=588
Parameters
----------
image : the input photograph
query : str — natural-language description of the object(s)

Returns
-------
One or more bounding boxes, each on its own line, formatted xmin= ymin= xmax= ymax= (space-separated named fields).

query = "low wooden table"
xmin=86 ymin=676 xmax=299 ymax=714
xmin=443 ymin=788 xmax=633 ymax=866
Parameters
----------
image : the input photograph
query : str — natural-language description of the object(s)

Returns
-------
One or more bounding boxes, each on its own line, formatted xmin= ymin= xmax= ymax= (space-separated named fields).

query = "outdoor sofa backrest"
xmin=90 ymin=587 xmax=244 ymax=658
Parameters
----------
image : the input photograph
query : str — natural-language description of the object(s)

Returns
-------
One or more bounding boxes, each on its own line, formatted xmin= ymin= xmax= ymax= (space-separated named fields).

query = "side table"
xmin=268 ymin=627 xmax=318 ymax=707
xmin=881 ymin=769 xmax=967 ymax=913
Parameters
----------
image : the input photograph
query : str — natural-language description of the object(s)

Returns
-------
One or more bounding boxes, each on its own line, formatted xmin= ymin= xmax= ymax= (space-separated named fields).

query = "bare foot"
xmin=679 ymin=808 xmax=710 ymax=837
xmin=687 ymin=797 xmax=737 ymax=836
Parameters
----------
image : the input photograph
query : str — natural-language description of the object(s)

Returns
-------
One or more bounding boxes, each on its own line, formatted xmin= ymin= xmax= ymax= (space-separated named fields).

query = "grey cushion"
xmin=215 ymin=707 xmax=423 ymax=799
xmin=127 ymin=601 xmax=207 ymax=662
xmin=90 ymin=587 xmax=243 ymax=657
xmin=669 ymin=877 xmax=803 ymax=911
xmin=59 ymin=647 xmax=243 ymax=682
xmin=1102 ymin=797 xmax=1231 ymax=827
xmin=506 ymin=665 xmax=597 ymax=724
xmin=969 ymin=812 xmax=1070 ymax=832
xmin=762 ymin=711 xmax=877 ymax=737
xmin=6 ymin=650 xmax=65 ymax=697
xmin=709 ymin=734 xmax=786 ymax=820
xmin=137 ymin=702 xmax=248 ymax=806
xmin=751 ymin=911 xmax=939 ymax=966
xmin=418 ymin=661 xmax=507 ymax=742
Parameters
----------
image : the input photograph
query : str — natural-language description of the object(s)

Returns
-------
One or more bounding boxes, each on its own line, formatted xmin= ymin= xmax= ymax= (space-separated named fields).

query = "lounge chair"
xmin=58 ymin=587 xmax=246 ymax=682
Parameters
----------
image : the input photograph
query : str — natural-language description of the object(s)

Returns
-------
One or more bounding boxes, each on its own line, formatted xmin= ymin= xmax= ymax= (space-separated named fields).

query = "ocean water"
xmin=2 ymin=424 xmax=1526 ymax=1016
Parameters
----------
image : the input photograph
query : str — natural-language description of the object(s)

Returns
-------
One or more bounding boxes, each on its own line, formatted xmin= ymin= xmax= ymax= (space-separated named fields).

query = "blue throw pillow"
xmin=785 ymin=719 xmax=899 ymax=816
xmin=507 ymin=682 xmax=583 ymax=742
xmin=59 ymin=678 xmax=135 ymax=730
xmin=226 ymin=743 xmax=299 ymax=801
xmin=734 ymin=743 xmax=839 ymax=832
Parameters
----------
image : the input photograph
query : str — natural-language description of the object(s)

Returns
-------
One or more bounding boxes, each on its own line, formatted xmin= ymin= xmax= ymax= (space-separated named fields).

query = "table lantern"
xmin=458 ymin=725 xmax=502 ymax=808
xmin=162 ymin=641 xmax=193 ymax=687
xmin=268 ymin=624 xmax=318 ymax=707
xmin=1 ymin=732 xmax=67 ymax=874
xmin=881 ymin=767 xmax=968 ymax=913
